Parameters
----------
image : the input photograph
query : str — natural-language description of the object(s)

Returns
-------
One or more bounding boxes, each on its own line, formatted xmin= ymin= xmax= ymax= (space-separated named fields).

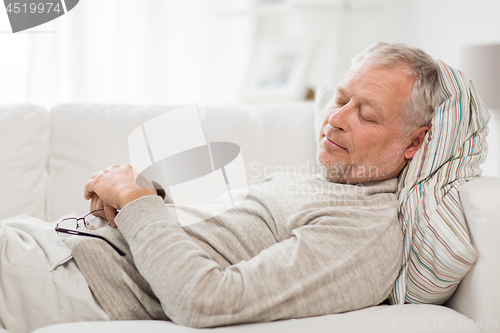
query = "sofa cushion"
xmin=31 ymin=304 xmax=478 ymax=333
xmin=47 ymin=103 xmax=316 ymax=222
xmin=195 ymin=103 xmax=317 ymax=185
xmin=447 ymin=176 xmax=500 ymax=328
xmin=47 ymin=105 xmax=179 ymax=222
xmin=0 ymin=105 xmax=48 ymax=220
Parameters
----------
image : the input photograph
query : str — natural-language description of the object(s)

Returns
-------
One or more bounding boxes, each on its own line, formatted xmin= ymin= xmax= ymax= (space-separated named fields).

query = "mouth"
xmin=323 ymin=136 xmax=348 ymax=151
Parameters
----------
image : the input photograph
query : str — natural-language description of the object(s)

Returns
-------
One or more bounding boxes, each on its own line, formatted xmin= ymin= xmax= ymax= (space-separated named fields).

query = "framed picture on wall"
xmin=241 ymin=40 xmax=313 ymax=103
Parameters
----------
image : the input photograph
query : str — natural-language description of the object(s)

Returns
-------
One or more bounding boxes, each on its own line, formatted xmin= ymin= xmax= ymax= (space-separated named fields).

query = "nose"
xmin=327 ymin=103 xmax=351 ymax=132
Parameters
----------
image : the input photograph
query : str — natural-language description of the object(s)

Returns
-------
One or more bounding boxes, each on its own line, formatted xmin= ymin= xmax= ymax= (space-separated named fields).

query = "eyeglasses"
xmin=55 ymin=209 xmax=126 ymax=256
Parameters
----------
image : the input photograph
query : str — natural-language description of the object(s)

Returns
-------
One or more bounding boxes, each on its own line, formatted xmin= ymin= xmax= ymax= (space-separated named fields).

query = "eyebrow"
xmin=336 ymin=87 xmax=383 ymax=114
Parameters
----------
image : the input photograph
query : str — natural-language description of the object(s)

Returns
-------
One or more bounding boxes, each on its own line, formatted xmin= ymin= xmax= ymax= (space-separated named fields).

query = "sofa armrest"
xmin=446 ymin=176 xmax=500 ymax=331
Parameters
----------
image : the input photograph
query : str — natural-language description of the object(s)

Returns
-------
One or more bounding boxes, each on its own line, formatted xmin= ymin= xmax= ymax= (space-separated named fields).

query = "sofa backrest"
xmin=0 ymin=105 xmax=49 ymax=221
xmin=45 ymin=103 xmax=317 ymax=221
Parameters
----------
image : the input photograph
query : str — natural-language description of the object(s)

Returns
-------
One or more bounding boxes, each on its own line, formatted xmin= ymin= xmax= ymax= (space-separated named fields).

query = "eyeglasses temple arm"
xmin=55 ymin=227 xmax=126 ymax=256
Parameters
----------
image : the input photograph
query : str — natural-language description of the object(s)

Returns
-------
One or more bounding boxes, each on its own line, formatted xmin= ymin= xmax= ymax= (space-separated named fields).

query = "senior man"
xmin=0 ymin=42 xmax=441 ymax=333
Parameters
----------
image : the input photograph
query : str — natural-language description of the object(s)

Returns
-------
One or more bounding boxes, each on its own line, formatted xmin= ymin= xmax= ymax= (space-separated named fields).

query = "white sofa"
xmin=0 ymin=104 xmax=498 ymax=333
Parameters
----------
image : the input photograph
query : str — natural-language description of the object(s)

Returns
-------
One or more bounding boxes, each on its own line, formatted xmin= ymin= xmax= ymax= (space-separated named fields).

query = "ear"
xmin=404 ymin=126 xmax=429 ymax=160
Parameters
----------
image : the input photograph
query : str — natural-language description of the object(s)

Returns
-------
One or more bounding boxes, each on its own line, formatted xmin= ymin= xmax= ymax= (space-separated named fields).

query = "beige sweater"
xmin=65 ymin=173 xmax=403 ymax=327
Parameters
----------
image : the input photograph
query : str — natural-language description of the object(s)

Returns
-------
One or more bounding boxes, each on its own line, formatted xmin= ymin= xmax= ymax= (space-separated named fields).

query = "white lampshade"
xmin=461 ymin=45 xmax=500 ymax=109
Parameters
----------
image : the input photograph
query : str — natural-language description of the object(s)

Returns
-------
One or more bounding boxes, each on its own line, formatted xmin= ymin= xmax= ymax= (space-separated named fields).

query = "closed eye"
xmin=359 ymin=109 xmax=377 ymax=124
xmin=335 ymin=99 xmax=347 ymax=106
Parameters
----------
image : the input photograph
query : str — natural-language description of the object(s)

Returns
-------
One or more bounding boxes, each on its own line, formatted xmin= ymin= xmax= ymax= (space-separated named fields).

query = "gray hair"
xmin=352 ymin=42 xmax=441 ymax=134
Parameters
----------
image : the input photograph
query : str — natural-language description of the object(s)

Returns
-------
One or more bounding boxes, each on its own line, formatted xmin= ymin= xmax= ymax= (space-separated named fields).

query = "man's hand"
xmin=84 ymin=165 xmax=157 ymax=227
xmin=89 ymin=192 xmax=107 ymax=220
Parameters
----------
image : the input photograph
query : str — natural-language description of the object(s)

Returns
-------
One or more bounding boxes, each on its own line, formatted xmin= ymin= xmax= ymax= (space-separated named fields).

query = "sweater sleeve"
xmin=115 ymin=194 xmax=403 ymax=328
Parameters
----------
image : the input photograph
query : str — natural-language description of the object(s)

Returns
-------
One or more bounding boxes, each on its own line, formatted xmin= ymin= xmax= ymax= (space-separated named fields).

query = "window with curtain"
xmin=0 ymin=0 xmax=254 ymax=108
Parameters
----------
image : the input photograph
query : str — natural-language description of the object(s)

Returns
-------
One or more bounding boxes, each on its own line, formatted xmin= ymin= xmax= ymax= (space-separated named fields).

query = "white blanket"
xmin=0 ymin=215 xmax=108 ymax=333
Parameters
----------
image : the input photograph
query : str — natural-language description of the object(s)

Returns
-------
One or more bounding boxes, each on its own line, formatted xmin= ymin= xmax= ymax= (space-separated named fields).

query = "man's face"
xmin=317 ymin=62 xmax=416 ymax=183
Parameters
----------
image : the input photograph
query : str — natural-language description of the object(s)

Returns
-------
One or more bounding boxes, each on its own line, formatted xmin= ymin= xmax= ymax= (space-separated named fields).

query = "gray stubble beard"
xmin=316 ymin=138 xmax=407 ymax=184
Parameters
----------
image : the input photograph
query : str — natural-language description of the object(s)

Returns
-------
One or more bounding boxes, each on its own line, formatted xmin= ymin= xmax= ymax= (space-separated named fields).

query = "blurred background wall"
xmin=0 ymin=0 xmax=499 ymax=175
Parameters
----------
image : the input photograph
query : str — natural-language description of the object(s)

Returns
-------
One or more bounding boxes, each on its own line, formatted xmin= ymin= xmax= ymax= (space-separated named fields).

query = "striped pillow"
xmin=391 ymin=60 xmax=489 ymax=304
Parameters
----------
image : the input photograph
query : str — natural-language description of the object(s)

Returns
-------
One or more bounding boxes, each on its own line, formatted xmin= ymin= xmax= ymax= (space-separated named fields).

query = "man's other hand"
xmin=84 ymin=165 xmax=157 ymax=227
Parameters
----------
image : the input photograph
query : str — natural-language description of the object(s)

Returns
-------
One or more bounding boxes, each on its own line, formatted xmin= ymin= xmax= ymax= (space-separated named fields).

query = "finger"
xmin=90 ymin=193 xmax=100 ymax=210
xmin=91 ymin=195 xmax=106 ymax=219
xmin=90 ymin=194 xmax=97 ymax=213
xmin=96 ymin=198 xmax=106 ymax=219
xmin=104 ymin=202 xmax=118 ymax=228
xmin=86 ymin=169 xmax=104 ymax=199
xmin=84 ymin=179 xmax=95 ymax=200
xmin=96 ymin=197 xmax=104 ymax=210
